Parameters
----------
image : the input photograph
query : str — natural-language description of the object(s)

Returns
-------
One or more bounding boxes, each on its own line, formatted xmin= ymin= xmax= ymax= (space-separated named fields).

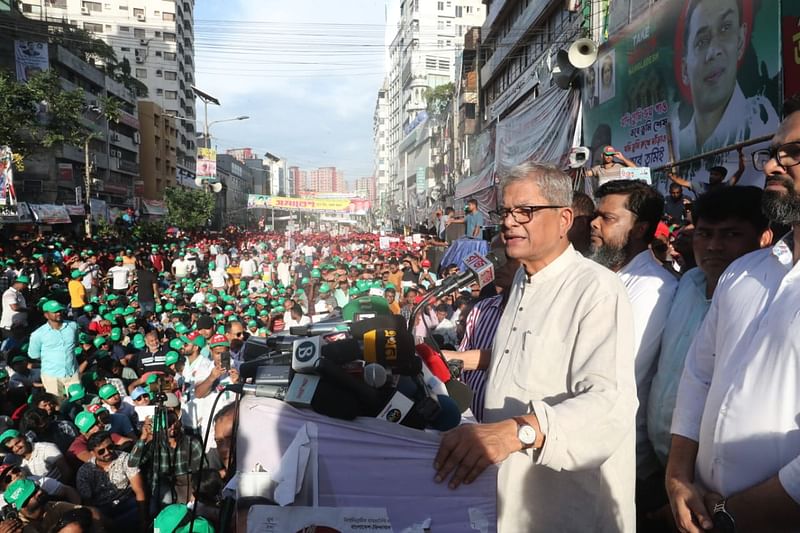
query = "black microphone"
xmin=432 ymin=252 xmax=499 ymax=298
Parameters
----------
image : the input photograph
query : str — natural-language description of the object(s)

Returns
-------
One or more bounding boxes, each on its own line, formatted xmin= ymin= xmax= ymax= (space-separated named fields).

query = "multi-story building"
xmin=304 ymin=167 xmax=345 ymax=195
xmin=354 ymin=176 xmax=377 ymax=205
xmin=372 ymin=81 xmax=390 ymax=213
xmin=382 ymin=0 xmax=485 ymax=222
xmin=138 ymin=100 xmax=177 ymax=200
xmin=479 ymin=0 xmax=582 ymax=123
xmin=216 ymin=153 xmax=252 ymax=227
xmin=0 ymin=21 xmax=141 ymax=208
xmin=454 ymin=27 xmax=480 ymax=178
xmin=20 ymin=0 xmax=197 ymax=181
xmin=288 ymin=166 xmax=306 ymax=197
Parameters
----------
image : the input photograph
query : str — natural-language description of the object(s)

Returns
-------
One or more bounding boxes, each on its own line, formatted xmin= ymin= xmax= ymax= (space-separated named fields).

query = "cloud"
xmin=194 ymin=0 xmax=387 ymax=180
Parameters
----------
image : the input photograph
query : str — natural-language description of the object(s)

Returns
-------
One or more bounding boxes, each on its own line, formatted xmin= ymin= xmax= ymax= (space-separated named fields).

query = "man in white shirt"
xmin=667 ymin=99 xmax=800 ymax=531
xmin=107 ymin=257 xmax=131 ymax=294
xmin=0 ymin=276 xmax=29 ymax=338
xmin=434 ymin=162 xmax=637 ymax=531
xmin=590 ymin=179 xmax=678 ymax=511
xmin=276 ymin=256 xmax=291 ymax=288
xmin=171 ymin=253 xmax=190 ymax=280
xmin=239 ymin=250 xmax=257 ymax=282
xmin=208 ymin=262 xmax=228 ymax=290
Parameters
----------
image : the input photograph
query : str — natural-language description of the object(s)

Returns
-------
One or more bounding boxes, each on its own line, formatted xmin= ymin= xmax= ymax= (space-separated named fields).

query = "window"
xmin=155 ymin=51 xmax=162 ymax=57
xmin=163 ymin=52 xmax=176 ymax=60
xmin=118 ymin=4 xmax=127 ymax=9
xmin=466 ymin=6 xmax=473 ymax=13
xmin=133 ymin=7 xmax=144 ymax=15
xmin=163 ymin=32 xmax=176 ymax=42
xmin=120 ymin=46 xmax=130 ymax=51
xmin=437 ymin=39 xmax=443 ymax=48
xmin=133 ymin=28 xmax=145 ymax=38
xmin=104 ymin=24 xmax=111 ymax=30
xmin=82 ymin=1 xmax=101 ymax=12
xmin=455 ymin=5 xmax=462 ymax=17
xmin=156 ymin=88 xmax=163 ymax=95
xmin=164 ymin=70 xmax=177 ymax=80
xmin=135 ymin=68 xmax=147 ymax=78
xmin=437 ymin=1 xmax=443 ymax=10
xmin=156 ymin=70 xmax=163 ymax=77
xmin=83 ymin=22 xmax=103 ymax=33
xmin=163 ymin=12 xmax=175 ymax=21
xmin=165 ymin=91 xmax=177 ymax=100
xmin=446 ymin=20 xmax=451 ymax=27
xmin=155 ymin=31 xmax=161 ymax=37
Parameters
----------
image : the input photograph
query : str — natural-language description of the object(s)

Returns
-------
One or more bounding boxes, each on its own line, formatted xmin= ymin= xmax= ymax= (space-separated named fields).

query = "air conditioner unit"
xmin=81 ymin=6 xmax=90 ymax=15
xmin=112 ymin=149 xmax=121 ymax=158
xmin=111 ymin=133 xmax=120 ymax=142
xmin=135 ymin=56 xmax=144 ymax=64
xmin=136 ymin=14 xmax=145 ymax=21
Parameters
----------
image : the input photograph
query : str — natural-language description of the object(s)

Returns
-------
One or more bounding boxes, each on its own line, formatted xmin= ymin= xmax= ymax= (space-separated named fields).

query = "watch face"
xmin=519 ymin=425 xmax=536 ymax=446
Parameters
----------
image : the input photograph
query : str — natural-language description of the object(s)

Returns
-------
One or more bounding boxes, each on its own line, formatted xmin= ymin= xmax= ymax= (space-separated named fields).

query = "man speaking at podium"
xmin=434 ymin=163 xmax=637 ymax=532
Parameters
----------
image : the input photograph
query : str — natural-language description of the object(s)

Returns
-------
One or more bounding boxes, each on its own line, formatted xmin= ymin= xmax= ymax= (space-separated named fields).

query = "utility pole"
xmin=84 ymin=137 xmax=93 ymax=238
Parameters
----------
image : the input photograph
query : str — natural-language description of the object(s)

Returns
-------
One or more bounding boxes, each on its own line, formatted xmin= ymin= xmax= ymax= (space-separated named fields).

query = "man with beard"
xmin=667 ymin=99 xmax=800 ymax=532
xmin=3 ymin=479 xmax=105 ymax=532
xmin=590 ymin=179 xmax=679 ymax=519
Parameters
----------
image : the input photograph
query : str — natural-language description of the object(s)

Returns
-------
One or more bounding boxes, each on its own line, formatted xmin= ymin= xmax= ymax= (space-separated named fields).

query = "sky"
xmin=193 ymin=0 xmax=392 ymax=183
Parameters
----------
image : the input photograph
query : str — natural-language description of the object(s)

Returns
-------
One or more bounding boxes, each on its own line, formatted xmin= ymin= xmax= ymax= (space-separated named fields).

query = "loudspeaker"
xmin=211 ymin=182 xmax=223 ymax=193
xmin=553 ymin=50 xmax=577 ymax=90
xmin=194 ymin=177 xmax=205 ymax=187
xmin=569 ymin=147 xmax=591 ymax=169
xmin=567 ymin=38 xmax=598 ymax=69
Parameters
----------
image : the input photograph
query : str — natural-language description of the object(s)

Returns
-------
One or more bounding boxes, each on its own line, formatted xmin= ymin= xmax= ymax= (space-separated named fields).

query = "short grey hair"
xmin=500 ymin=162 xmax=573 ymax=207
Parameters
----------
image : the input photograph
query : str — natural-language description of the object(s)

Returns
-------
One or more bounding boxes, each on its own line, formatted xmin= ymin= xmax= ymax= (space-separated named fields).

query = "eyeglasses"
xmin=490 ymin=205 xmax=564 ymax=224
xmin=753 ymin=141 xmax=800 ymax=171
xmin=233 ymin=331 xmax=244 ymax=337
xmin=93 ymin=446 xmax=113 ymax=455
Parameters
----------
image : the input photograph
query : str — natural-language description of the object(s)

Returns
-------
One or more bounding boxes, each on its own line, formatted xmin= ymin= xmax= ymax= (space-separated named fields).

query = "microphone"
xmin=432 ymin=252 xmax=498 ymax=298
xmin=416 ymin=344 xmax=452 ymax=383
xmin=231 ymin=383 xmax=288 ymax=399
xmin=363 ymin=363 xmax=387 ymax=388
xmin=349 ymin=316 xmax=421 ymax=376
xmin=431 ymin=394 xmax=461 ymax=431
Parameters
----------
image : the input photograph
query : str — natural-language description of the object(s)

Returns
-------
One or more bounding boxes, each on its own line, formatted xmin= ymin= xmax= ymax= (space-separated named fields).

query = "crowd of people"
xmin=0 ymin=108 xmax=796 ymax=533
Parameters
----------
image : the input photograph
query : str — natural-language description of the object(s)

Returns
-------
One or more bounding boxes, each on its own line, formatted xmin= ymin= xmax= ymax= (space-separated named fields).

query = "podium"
xmin=236 ymin=397 xmax=497 ymax=532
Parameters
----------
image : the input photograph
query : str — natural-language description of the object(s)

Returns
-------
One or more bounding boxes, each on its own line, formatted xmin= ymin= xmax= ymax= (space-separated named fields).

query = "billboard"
xmin=247 ymin=195 xmax=370 ymax=214
xmin=14 ymin=41 xmax=48 ymax=82
xmin=583 ymin=0 xmax=781 ymax=187
xmin=197 ymin=147 xmax=217 ymax=181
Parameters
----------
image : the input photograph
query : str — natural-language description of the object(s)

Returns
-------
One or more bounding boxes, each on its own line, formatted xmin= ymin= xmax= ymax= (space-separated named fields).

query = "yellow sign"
xmin=247 ymin=194 xmax=370 ymax=214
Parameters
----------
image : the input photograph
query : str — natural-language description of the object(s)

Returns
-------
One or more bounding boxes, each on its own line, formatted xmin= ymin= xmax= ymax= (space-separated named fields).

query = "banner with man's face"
xmin=583 ymin=0 xmax=781 ymax=188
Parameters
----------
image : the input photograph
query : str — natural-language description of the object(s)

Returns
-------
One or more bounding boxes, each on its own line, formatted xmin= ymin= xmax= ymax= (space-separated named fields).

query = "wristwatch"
xmin=712 ymin=498 xmax=736 ymax=533
xmin=513 ymin=416 xmax=537 ymax=450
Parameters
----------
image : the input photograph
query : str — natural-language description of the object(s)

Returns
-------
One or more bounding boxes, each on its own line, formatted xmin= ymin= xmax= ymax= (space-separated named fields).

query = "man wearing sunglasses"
xmin=2 ymin=478 xmax=105 ymax=532
xmin=667 ymin=97 xmax=800 ymax=532
xmin=586 ymin=145 xmax=638 ymax=185
xmin=76 ymin=431 xmax=147 ymax=532
xmin=433 ymin=162 xmax=637 ymax=531
xmin=0 ymin=463 xmax=81 ymax=506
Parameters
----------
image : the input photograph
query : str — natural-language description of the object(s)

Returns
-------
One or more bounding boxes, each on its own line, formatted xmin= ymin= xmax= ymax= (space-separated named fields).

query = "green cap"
xmin=132 ymin=333 xmax=146 ymax=349
xmin=192 ymin=335 xmax=206 ymax=348
xmin=98 ymin=384 xmax=119 ymax=400
xmin=124 ymin=316 xmax=136 ymax=326
xmin=74 ymin=411 xmax=97 ymax=434
xmin=0 ymin=429 xmax=20 ymax=445
xmin=14 ymin=275 xmax=29 ymax=285
xmin=169 ymin=338 xmax=185 ymax=350
xmin=165 ymin=351 xmax=180 ymax=366
xmin=70 ymin=269 xmax=83 ymax=279
xmin=0 ymin=369 xmax=8 ymax=380
xmin=109 ymin=328 xmax=122 ymax=342
xmin=153 ymin=504 xmax=190 ymax=533
xmin=319 ymin=283 xmax=330 ymax=293
xmin=311 ymin=269 xmax=321 ymax=278
xmin=175 ymin=323 xmax=189 ymax=334
xmin=83 ymin=304 xmax=94 ymax=313
xmin=4 ymin=479 xmax=36 ymax=511
xmin=42 ymin=300 xmax=65 ymax=313
xmin=9 ymin=355 xmax=27 ymax=365
xmin=93 ymin=336 xmax=107 ymax=348
xmin=67 ymin=383 xmax=86 ymax=401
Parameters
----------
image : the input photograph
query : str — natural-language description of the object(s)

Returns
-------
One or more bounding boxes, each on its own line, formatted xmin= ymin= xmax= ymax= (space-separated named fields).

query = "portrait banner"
xmin=583 ymin=0 xmax=781 ymax=189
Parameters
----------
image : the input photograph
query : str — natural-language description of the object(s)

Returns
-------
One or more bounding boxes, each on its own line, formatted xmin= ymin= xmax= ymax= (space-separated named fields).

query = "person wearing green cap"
xmin=68 ymin=269 xmax=87 ymax=313
xmin=107 ymin=257 xmax=133 ymax=295
xmin=0 ymin=274 xmax=29 ymax=338
xmin=28 ymin=300 xmax=80 ymax=398
xmin=69 ymin=411 xmax=133 ymax=464
xmin=1 ymin=478 xmax=95 ymax=528
xmin=0 ymin=428 xmax=73 ymax=482
xmin=97 ymin=383 xmax=137 ymax=425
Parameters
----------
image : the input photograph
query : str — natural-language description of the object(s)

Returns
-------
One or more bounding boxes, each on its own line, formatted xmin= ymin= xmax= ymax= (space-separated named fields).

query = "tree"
xmin=0 ymin=69 xmax=119 ymax=161
xmin=165 ymin=186 xmax=216 ymax=232
xmin=424 ymin=82 xmax=454 ymax=121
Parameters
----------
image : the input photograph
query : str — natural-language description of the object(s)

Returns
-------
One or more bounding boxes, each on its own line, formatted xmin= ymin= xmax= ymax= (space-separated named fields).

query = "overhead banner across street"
xmin=247 ymin=194 xmax=370 ymax=214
